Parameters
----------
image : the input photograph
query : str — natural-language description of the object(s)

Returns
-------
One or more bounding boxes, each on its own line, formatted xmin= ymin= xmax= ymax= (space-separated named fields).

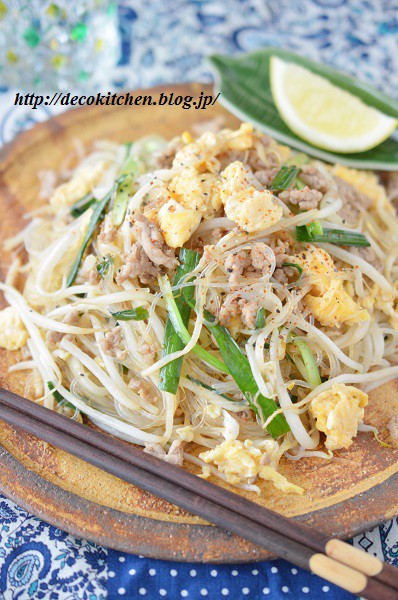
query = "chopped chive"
xmin=180 ymin=273 xmax=289 ymax=437
xmin=202 ymin=310 xmax=290 ymax=438
xmin=97 ymin=255 xmax=113 ymax=278
xmin=70 ymin=193 xmax=96 ymax=218
xmin=269 ymin=166 xmax=299 ymax=192
xmin=111 ymin=144 xmax=141 ymax=227
xmin=66 ymin=190 xmax=112 ymax=287
xmin=305 ymin=219 xmax=323 ymax=238
xmin=292 ymin=338 xmax=322 ymax=388
xmin=296 ymin=176 xmax=306 ymax=190
xmin=159 ymin=249 xmax=201 ymax=394
xmin=255 ymin=307 xmax=266 ymax=329
xmin=47 ymin=381 xmax=75 ymax=410
xmin=296 ymin=226 xmax=370 ymax=246
xmin=110 ymin=307 xmax=149 ymax=321
xmin=159 ymin=273 xmax=229 ymax=378
xmin=282 ymin=262 xmax=303 ymax=276
xmin=285 ymin=153 xmax=309 ymax=168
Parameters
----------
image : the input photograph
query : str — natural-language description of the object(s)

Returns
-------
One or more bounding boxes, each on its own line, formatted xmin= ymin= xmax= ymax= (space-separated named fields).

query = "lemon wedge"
xmin=270 ymin=56 xmax=397 ymax=153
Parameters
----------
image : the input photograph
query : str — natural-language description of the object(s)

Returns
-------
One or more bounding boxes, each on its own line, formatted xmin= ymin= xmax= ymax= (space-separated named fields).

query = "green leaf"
xmin=209 ymin=49 xmax=398 ymax=170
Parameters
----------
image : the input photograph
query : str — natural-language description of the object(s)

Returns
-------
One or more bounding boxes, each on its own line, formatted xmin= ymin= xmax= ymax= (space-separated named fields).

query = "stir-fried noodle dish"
xmin=2 ymin=122 xmax=398 ymax=495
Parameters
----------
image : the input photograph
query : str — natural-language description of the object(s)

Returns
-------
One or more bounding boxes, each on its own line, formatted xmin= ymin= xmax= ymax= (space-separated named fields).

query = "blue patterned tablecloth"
xmin=0 ymin=1 xmax=397 ymax=599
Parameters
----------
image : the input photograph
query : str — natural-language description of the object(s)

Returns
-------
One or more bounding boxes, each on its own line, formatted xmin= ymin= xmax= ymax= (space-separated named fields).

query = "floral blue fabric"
xmin=0 ymin=1 xmax=397 ymax=598
xmin=0 ymin=498 xmax=107 ymax=599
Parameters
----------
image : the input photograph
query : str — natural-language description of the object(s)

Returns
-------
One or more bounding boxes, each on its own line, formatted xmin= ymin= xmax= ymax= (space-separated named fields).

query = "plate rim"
xmin=0 ymin=83 xmax=397 ymax=561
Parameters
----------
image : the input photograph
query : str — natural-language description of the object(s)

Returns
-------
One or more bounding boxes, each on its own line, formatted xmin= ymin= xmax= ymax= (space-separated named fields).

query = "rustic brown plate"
xmin=0 ymin=83 xmax=397 ymax=562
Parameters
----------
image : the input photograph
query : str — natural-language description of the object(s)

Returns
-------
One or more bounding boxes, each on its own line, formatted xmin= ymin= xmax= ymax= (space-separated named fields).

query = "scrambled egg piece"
xmin=220 ymin=162 xmax=283 ymax=232
xmin=0 ymin=307 xmax=29 ymax=350
xmin=146 ymin=167 xmax=222 ymax=247
xmin=50 ymin=160 xmax=108 ymax=208
xmin=361 ymin=283 xmax=398 ymax=331
xmin=331 ymin=165 xmax=387 ymax=207
xmin=176 ymin=425 xmax=195 ymax=442
xmin=310 ymin=383 xmax=368 ymax=451
xmin=173 ymin=122 xmax=254 ymax=173
xmin=146 ymin=124 xmax=288 ymax=244
xmin=199 ymin=439 xmax=303 ymax=494
xmin=158 ymin=199 xmax=202 ymax=248
xmin=169 ymin=167 xmax=222 ymax=216
xmin=295 ymin=245 xmax=369 ymax=328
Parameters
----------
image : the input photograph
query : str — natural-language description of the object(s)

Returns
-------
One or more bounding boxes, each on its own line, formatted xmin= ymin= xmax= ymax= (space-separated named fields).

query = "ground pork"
xmin=144 ymin=440 xmax=186 ymax=467
xmin=117 ymin=212 xmax=176 ymax=285
xmin=46 ymin=309 xmax=80 ymax=345
xmin=348 ymin=246 xmax=383 ymax=271
xmin=224 ymin=242 xmax=274 ymax=287
xmin=193 ymin=227 xmax=229 ymax=254
xmin=140 ymin=341 xmax=159 ymax=362
xmin=224 ymin=250 xmax=252 ymax=285
xmin=236 ymin=409 xmax=253 ymax=421
xmin=279 ymin=186 xmax=323 ymax=211
xmin=387 ymin=415 xmax=398 ymax=441
xmin=116 ymin=243 xmax=159 ymax=285
xmin=132 ymin=212 xmax=176 ymax=268
xmin=98 ymin=213 xmax=117 ymax=243
xmin=299 ymin=165 xmax=329 ymax=193
xmin=129 ymin=378 xmax=154 ymax=404
xmin=247 ymin=146 xmax=281 ymax=173
xmin=219 ymin=295 xmax=260 ymax=329
xmin=155 ymin=137 xmax=184 ymax=169
xmin=268 ymin=233 xmax=293 ymax=267
xmin=217 ymin=149 xmax=248 ymax=171
xmin=253 ymin=167 xmax=280 ymax=187
xmin=100 ymin=326 xmax=127 ymax=361
xmin=218 ymin=134 xmax=275 ymax=172
xmin=334 ymin=176 xmax=373 ymax=225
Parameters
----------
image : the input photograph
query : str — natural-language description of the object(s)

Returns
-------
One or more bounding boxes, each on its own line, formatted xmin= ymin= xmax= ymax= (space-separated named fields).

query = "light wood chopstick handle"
xmin=325 ymin=538 xmax=398 ymax=592
xmin=309 ymin=554 xmax=368 ymax=594
xmin=310 ymin=554 xmax=398 ymax=600
xmin=326 ymin=539 xmax=382 ymax=576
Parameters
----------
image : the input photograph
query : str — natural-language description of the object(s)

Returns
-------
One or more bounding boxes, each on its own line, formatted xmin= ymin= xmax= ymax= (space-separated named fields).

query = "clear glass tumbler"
xmin=0 ymin=0 xmax=120 ymax=90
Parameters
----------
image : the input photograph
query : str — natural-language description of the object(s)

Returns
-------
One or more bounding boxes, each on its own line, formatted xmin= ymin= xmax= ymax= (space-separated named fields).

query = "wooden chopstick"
xmin=1 ymin=388 xmax=395 ymax=591
xmin=0 ymin=389 xmax=397 ymax=600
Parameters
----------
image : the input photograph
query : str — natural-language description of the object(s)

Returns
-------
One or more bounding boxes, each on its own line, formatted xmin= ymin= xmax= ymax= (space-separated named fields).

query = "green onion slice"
xmin=111 ymin=307 xmax=149 ymax=321
xmin=296 ymin=225 xmax=370 ymax=246
xmin=66 ymin=190 xmax=112 ymax=287
xmin=282 ymin=262 xmax=303 ymax=276
xmin=97 ymin=255 xmax=113 ymax=278
xmin=47 ymin=381 xmax=75 ymax=410
xmin=70 ymin=193 xmax=96 ymax=218
xmin=255 ymin=307 xmax=266 ymax=329
xmin=291 ymin=337 xmax=322 ymax=388
xmin=269 ymin=166 xmax=299 ymax=191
